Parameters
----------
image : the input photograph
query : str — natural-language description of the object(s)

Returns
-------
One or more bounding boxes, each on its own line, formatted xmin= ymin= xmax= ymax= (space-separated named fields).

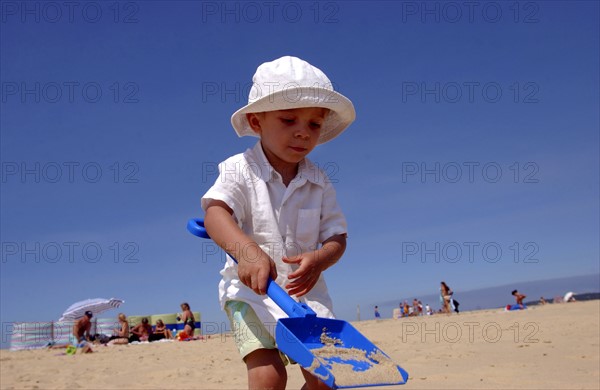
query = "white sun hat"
xmin=231 ymin=56 xmax=356 ymax=145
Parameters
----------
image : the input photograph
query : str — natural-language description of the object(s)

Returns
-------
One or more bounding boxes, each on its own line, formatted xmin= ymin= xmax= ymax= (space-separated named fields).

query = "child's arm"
xmin=283 ymin=234 xmax=346 ymax=297
xmin=204 ymin=200 xmax=278 ymax=295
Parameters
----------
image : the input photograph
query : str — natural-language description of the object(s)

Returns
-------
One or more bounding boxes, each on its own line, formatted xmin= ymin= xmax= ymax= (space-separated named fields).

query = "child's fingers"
xmin=287 ymin=264 xmax=309 ymax=279
xmin=238 ymin=270 xmax=251 ymax=290
xmin=238 ymin=259 xmax=274 ymax=295
xmin=250 ymin=272 xmax=261 ymax=295
xmin=251 ymin=271 xmax=263 ymax=295
xmin=269 ymin=260 xmax=278 ymax=281
xmin=286 ymin=270 xmax=319 ymax=296
xmin=282 ymin=256 xmax=301 ymax=264
xmin=287 ymin=278 xmax=316 ymax=297
xmin=283 ymin=256 xmax=307 ymax=279
xmin=259 ymin=263 xmax=277 ymax=295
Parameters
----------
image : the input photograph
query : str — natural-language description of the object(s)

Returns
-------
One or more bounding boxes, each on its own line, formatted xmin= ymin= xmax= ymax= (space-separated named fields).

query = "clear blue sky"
xmin=1 ymin=1 xmax=598 ymax=342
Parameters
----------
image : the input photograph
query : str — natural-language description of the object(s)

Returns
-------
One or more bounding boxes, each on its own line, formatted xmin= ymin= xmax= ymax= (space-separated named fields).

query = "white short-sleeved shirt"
xmin=201 ymin=142 xmax=347 ymax=334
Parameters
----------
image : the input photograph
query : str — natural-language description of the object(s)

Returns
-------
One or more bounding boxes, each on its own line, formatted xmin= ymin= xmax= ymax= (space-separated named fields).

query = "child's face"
xmin=247 ymin=107 xmax=327 ymax=172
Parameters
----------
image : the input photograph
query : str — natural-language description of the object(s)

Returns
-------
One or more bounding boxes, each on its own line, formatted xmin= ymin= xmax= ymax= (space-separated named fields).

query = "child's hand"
xmin=237 ymin=250 xmax=278 ymax=296
xmin=282 ymin=251 xmax=325 ymax=297
xmin=283 ymin=235 xmax=346 ymax=297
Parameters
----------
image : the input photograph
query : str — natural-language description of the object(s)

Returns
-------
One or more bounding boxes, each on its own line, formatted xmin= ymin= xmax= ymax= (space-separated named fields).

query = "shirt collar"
xmin=250 ymin=142 xmax=325 ymax=187
xmin=250 ymin=142 xmax=275 ymax=182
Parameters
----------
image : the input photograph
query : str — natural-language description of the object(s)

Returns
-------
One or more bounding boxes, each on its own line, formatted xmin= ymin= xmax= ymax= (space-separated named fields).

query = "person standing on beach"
xmin=202 ymin=56 xmax=355 ymax=390
xmin=440 ymin=282 xmax=453 ymax=314
xmin=412 ymin=299 xmax=420 ymax=316
xmin=374 ymin=306 xmax=381 ymax=318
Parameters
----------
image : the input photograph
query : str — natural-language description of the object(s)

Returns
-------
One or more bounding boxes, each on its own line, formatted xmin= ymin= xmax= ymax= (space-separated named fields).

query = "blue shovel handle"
xmin=187 ymin=218 xmax=316 ymax=319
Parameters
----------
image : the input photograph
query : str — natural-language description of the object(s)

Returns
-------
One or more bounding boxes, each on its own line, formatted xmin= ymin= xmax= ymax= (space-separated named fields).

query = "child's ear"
xmin=246 ymin=113 xmax=262 ymax=135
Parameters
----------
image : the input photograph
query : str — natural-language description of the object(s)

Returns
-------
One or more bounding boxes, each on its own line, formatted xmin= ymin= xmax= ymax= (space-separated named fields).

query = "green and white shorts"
xmin=224 ymin=300 xmax=291 ymax=364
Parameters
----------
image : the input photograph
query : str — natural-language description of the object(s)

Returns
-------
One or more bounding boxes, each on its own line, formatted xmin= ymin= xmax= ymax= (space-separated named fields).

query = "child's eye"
xmin=309 ymin=122 xmax=322 ymax=129
xmin=281 ymin=118 xmax=295 ymax=124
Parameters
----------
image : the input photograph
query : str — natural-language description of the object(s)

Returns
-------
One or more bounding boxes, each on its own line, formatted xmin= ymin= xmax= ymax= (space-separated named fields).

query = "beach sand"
xmin=1 ymin=300 xmax=598 ymax=389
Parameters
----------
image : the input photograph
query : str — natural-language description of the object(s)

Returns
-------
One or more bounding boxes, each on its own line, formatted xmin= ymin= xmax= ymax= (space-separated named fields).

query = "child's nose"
xmin=294 ymin=124 xmax=311 ymax=140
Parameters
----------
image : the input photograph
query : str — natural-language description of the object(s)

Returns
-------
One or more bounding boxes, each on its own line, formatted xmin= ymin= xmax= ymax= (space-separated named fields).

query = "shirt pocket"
xmin=295 ymin=208 xmax=321 ymax=250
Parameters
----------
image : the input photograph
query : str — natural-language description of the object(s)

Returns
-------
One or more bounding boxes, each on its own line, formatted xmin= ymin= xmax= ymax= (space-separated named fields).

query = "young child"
xmin=202 ymin=56 xmax=355 ymax=389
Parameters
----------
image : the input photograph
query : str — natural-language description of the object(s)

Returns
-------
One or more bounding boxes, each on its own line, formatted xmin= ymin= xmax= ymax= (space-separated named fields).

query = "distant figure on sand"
xmin=564 ymin=292 xmax=576 ymax=302
xmin=130 ymin=317 xmax=152 ymax=342
xmin=178 ymin=302 xmax=196 ymax=338
xmin=150 ymin=319 xmax=173 ymax=341
xmin=451 ymin=298 xmax=460 ymax=314
xmin=540 ymin=296 xmax=547 ymax=305
xmin=412 ymin=299 xmax=419 ymax=316
xmin=440 ymin=282 xmax=453 ymax=314
xmin=512 ymin=290 xmax=527 ymax=309
xmin=71 ymin=311 xmax=93 ymax=345
xmin=374 ymin=306 xmax=381 ymax=318
xmin=108 ymin=313 xmax=129 ymax=344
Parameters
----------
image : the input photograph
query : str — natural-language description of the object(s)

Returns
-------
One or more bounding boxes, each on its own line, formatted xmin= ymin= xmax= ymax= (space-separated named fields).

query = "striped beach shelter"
xmin=59 ymin=298 xmax=124 ymax=322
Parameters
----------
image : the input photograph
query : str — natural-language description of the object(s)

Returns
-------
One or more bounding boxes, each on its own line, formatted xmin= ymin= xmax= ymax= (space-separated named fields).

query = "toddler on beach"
xmin=202 ymin=56 xmax=355 ymax=389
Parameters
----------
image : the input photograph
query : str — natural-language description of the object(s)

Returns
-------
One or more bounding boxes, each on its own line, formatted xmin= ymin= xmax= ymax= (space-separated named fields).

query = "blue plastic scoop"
xmin=187 ymin=218 xmax=408 ymax=389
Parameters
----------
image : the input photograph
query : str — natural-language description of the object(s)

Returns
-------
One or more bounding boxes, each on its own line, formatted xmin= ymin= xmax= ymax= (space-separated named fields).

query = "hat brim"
xmin=231 ymin=87 xmax=355 ymax=145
